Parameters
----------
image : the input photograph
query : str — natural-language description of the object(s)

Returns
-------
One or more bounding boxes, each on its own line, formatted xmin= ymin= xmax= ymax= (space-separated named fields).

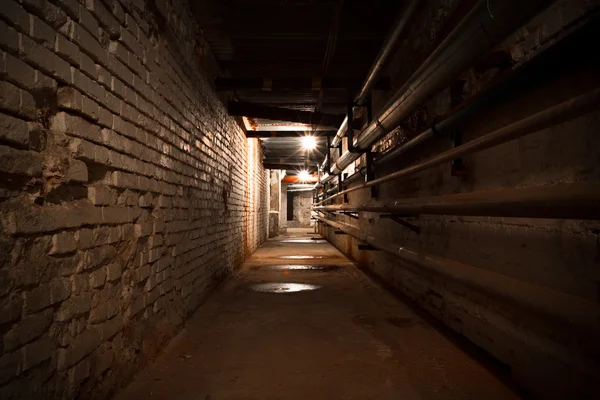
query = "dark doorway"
xmin=287 ymin=190 xmax=294 ymax=221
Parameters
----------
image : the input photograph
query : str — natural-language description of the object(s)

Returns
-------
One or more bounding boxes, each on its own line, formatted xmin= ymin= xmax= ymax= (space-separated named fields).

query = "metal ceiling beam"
xmin=247 ymin=131 xmax=336 ymax=138
xmin=228 ymin=101 xmax=345 ymax=127
xmin=263 ymin=163 xmax=318 ymax=172
xmin=216 ymin=77 xmax=390 ymax=91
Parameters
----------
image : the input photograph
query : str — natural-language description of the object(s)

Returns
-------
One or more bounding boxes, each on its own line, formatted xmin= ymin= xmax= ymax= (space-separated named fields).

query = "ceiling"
xmin=191 ymin=0 xmax=403 ymax=173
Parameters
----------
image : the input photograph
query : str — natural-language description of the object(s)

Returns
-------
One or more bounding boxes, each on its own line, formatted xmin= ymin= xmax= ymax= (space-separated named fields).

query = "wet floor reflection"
xmin=258 ymin=264 xmax=340 ymax=271
xmin=277 ymin=255 xmax=325 ymax=259
xmin=280 ymin=239 xmax=327 ymax=244
xmin=249 ymin=283 xmax=322 ymax=293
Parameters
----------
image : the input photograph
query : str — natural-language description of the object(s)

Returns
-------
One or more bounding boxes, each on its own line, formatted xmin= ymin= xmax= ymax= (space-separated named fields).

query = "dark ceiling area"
xmin=191 ymin=0 xmax=402 ymax=173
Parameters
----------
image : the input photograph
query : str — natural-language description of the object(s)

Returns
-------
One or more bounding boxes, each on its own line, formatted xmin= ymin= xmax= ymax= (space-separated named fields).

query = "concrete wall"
xmin=321 ymin=1 xmax=600 ymax=399
xmin=0 ymin=0 xmax=268 ymax=398
xmin=288 ymin=191 xmax=313 ymax=228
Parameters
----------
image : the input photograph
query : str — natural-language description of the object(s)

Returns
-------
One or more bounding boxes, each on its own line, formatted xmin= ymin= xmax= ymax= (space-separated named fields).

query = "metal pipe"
xmin=328 ymin=0 xmax=419 ymax=149
xmin=316 ymin=87 xmax=600 ymax=205
xmin=314 ymin=182 xmax=600 ymax=220
xmin=317 ymin=216 xmax=599 ymax=334
xmin=324 ymin=0 xmax=552 ymax=181
xmin=375 ymin=16 xmax=600 ymax=166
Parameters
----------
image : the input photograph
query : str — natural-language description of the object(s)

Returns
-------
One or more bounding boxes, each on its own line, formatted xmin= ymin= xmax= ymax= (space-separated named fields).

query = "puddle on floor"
xmin=253 ymin=264 xmax=340 ymax=271
xmin=249 ymin=283 xmax=322 ymax=293
xmin=277 ymin=255 xmax=325 ymax=259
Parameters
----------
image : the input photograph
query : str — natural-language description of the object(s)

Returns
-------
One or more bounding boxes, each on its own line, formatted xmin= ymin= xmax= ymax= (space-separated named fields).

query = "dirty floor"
xmin=114 ymin=228 xmax=521 ymax=400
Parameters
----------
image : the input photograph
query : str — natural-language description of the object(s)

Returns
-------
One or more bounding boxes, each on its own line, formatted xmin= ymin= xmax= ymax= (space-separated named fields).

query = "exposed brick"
xmin=0 ymin=295 xmax=22 ymax=325
xmin=69 ymin=357 xmax=90 ymax=386
xmin=106 ymin=262 xmax=122 ymax=282
xmin=3 ymin=309 xmax=53 ymax=352
xmin=69 ymin=22 xmax=107 ymax=65
xmin=78 ymin=5 xmax=99 ymax=39
xmin=79 ymin=51 xmax=97 ymax=79
xmin=51 ymin=111 xmax=101 ymax=141
xmin=85 ymin=0 xmax=120 ymax=39
xmin=70 ymin=137 xmax=110 ymax=165
xmin=30 ymin=14 xmax=57 ymax=49
xmin=87 ymin=185 xmax=116 ymax=205
xmin=1 ymin=203 xmax=103 ymax=234
xmin=21 ymin=0 xmax=68 ymax=29
xmin=0 ymin=20 xmax=20 ymax=53
xmin=0 ymin=144 xmax=43 ymax=176
xmin=100 ymin=205 xmax=140 ymax=224
xmin=57 ymin=328 xmax=100 ymax=370
xmin=99 ymin=315 xmax=122 ymax=341
xmin=50 ymin=231 xmax=77 ymax=254
xmin=55 ymin=33 xmax=80 ymax=66
xmin=97 ymin=105 xmax=112 ymax=127
xmin=52 ymin=0 xmax=79 ymax=21
xmin=0 ymin=80 xmax=37 ymax=119
xmin=71 ymin=68 xmax=104 ymax=102
xmin=56 ymin=292 xmax=91 ymax=322
xmin=25 ymin=279 xmax=70 ymax=311
xmin=21 ymin=336 xmax=54 ymax=371
xmin=88 ymin=266 xmax=106 ymax=288
xmin=0 ymin=0 xmax=30 ymax=33
xmin=110 ymin=75 xmax=126 ymax=99
xmin=66 ymin=158 xmax=88 ymax=182
xmin=96 ymin=63 xmax=110 ymax=88
xmin=0 ymin=1 xmax=272 ymax=398
xmin=119 ymin=25 xmax=142 ymax=55
xmin=3 ymin=51 xmax=56 ymax=92
xmin=107 ymin=54 xmax=133 ymax=86
xmin=19 ymin=34 xmax=70 ymax=83
xmin=0 ymin=112 xmax=30 ymax=148
xmin=0 ymin=352 xmax=20 ymax=385
xmin=75 ymin=228 xmax=93 ymax=249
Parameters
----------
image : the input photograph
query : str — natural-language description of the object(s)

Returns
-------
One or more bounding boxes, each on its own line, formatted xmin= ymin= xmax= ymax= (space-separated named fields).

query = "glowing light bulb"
xmin=301 ymin=136 xmax=316 ymax=150
xmin=298 ymin=170 xmax=310 ymax=181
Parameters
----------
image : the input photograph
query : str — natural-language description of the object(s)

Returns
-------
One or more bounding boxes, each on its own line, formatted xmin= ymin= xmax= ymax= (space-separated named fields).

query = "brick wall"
xmin=0 ymin=0 xmax=268 ymax=398
xmin=322 ymin=1 xmax=600 ymax=398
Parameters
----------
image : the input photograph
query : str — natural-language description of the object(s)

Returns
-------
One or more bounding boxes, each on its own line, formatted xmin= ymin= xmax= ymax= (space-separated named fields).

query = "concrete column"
xmin=268 ymin=170 xmax=281 ymax=237
xmin=279 ymin=182 xmax=288 ymax=234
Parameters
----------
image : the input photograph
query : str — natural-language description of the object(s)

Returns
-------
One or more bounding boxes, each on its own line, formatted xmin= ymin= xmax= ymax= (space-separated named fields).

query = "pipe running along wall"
xmin=321 ymin=0 xmax=553 ymax=183
xmin=315 ymin=87 xmax=600 ymax=205
xmin=327 ymin=0 xmax=419 ymax=149
xmin=374 ymin=15 xmax=600 ymax=167
xmin=316 ymin=217 xmax=600 ymax=335
xmin=314 ymin=182 xmax=600 ymax=220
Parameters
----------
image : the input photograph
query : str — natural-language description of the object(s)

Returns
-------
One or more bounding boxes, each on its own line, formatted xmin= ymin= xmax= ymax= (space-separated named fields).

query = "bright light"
xmin=301 ymin=136 xmax=316 ymax=150
xmin=297 ymin=170 xmax=311 ymax=181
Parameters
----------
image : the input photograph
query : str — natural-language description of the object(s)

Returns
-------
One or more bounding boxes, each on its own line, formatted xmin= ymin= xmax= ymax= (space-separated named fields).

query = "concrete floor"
xmin=114 ymin=229 xmax=521 ymax=400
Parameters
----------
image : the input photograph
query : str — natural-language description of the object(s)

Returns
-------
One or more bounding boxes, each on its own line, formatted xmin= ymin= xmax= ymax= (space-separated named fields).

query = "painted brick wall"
xmin=0 ymin=0 xmax=268 ymax=398
xmin=322 ymin=1 xmax=600 ymax=398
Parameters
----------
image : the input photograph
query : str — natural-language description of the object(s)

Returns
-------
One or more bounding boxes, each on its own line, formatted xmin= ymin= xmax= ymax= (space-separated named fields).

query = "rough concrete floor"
xmin=114 ymin=228 xmax=521 ymax=400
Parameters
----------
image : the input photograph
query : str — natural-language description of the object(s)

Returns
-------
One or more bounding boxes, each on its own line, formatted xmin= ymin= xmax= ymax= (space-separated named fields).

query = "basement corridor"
xmin=114 ymin=228 xmax=520 ymax=400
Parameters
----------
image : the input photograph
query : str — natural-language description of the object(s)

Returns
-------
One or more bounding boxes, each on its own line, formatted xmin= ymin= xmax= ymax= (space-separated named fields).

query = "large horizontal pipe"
xmin=375 ymin=15 xmax=600 ymax=166
xmin=316 ymin=217 xmax=600 ymax=334
xmin=316 ymin=87 xmax=600 ymax=205
xmin=329 ymin=0 xmax=419 ymax=149
xmin=314 ymin=182 xmax=600 ymax=220
xmin=215 ymin=77 xmax=391 ymax=91
xmin=324 ymin=0 xmax=552 ymax=181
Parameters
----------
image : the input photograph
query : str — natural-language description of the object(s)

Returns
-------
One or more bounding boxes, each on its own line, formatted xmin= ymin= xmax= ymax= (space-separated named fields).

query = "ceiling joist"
xmin=228 ymin=101 xmax=345 ymax=127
